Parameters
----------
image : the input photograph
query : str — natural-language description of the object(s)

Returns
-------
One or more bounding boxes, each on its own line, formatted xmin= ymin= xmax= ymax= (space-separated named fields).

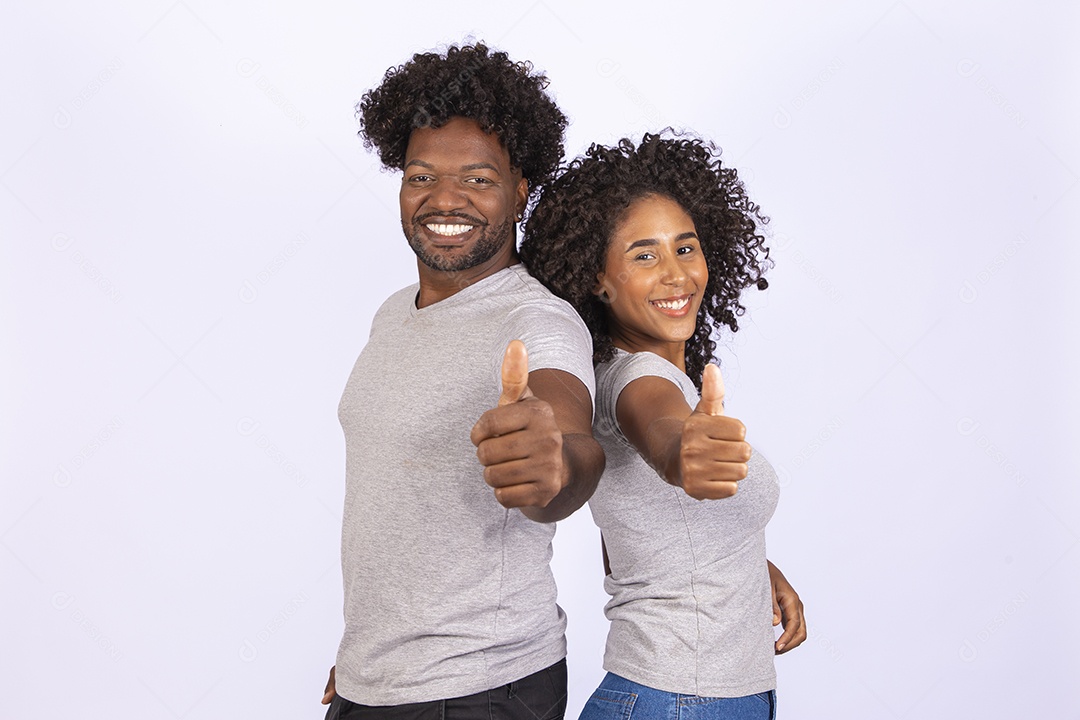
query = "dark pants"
xmin=326 ymin=659 xmax=567 ymax=720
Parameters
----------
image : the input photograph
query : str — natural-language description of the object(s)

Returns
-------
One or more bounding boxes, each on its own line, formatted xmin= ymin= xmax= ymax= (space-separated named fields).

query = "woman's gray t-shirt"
xmin=591 ymin=349 xmax=779 ymax=697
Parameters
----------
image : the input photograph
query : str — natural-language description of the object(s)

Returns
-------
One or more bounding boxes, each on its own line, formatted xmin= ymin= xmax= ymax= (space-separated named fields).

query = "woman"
xmin=521 ymin=133 xmax=805 ymax=719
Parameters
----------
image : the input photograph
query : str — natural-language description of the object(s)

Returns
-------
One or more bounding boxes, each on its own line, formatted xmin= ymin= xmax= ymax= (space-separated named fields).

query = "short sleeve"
xmin=500 ymin=295 xmax=595 ymax=402
xmin=595 ymin=351 xmax=699 ymax=447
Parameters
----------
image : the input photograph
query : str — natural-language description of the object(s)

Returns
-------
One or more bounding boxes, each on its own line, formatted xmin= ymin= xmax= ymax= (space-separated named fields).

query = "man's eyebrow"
xmin=403 ymin=159 xmax=502 ymax=174
xmin=460 ymin=162 xmax=500 ymax=173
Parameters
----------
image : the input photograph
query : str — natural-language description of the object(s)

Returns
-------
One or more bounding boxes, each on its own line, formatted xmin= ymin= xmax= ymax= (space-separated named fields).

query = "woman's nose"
xmin=659 ymin=253 xmax=687 ymax=284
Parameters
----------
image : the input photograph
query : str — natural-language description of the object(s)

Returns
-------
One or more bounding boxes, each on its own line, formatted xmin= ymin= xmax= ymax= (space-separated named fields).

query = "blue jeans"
xmin=578 ymin=673 xmax=775 ymax=720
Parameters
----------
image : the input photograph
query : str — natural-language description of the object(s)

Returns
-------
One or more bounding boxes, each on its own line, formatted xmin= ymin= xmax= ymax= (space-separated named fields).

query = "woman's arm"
xmin=768 ymin=560 xmax=807 ymax=653
xmin=614 ymin=365 xmax=750 ymax=500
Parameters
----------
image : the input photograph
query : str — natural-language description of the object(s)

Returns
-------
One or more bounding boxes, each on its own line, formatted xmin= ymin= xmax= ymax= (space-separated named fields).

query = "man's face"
xmin=399 ymin=116 xmax=528 ymax=274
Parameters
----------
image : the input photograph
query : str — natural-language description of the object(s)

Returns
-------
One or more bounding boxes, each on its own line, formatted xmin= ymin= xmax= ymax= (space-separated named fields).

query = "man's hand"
xmin=470 ymin=340 xmax=566 ymax=509
xmin=769 ymin=561 xmax=807 ymax=654
xmin=678 ymin=364 xmax=751 ymax=500
xmin=321 ymin=665 xmax=336 ymax=704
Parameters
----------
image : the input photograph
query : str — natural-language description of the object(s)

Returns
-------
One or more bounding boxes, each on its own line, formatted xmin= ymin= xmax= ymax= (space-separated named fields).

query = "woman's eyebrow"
xmin=625 ymin=232 xmax=697 ymax=251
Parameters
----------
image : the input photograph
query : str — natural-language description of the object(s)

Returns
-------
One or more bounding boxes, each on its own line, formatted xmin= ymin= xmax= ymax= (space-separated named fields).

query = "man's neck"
xmin=415 ymin=251 xmax=519 ymax=308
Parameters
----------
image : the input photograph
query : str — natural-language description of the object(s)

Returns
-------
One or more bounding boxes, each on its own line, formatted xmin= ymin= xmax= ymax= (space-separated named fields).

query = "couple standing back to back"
xmin=323 ymin=42 xmax=806 ymax=720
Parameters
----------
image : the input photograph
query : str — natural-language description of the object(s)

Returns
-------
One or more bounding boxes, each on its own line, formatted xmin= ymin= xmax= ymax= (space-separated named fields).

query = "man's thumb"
xmin=499 ymin=340 xmax=530 ymax=406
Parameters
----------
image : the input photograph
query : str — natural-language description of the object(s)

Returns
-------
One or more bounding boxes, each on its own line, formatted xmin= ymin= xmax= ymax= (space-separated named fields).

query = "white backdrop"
xmin=3 ymin=1 xmax=1077 ymax=717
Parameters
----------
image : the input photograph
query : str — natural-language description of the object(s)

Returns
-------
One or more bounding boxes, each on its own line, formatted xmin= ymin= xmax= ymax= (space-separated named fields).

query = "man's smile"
xmin=425 ymin=222 xmax=476 ymax=237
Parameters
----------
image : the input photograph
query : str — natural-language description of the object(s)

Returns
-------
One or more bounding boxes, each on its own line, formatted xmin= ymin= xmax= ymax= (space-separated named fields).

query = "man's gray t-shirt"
xmin=592 ymin=350 xmax=779 ymax=697
xmin=335 ymin=264 xmax=594 ymax=705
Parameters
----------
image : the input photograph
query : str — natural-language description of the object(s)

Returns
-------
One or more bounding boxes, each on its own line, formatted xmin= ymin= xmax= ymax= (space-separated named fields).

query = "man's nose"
xmin=425 ymin=179 xmax=467 ymax=211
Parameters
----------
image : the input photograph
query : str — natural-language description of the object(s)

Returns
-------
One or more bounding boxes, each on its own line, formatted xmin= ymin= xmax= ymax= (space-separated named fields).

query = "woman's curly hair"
xmin=520 ymin=132 xmax=771 ymax=389
xmin=357 ymin=42 xmax=567 ymax=198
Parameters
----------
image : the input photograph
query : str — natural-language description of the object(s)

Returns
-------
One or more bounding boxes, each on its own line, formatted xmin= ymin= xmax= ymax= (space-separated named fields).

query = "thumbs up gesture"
xmin=470 ymin=340 xmax=565 ymax=509
xmin=678 ymin=364 xmax=750 ymax=500
xmin=497 ymin=338 xmax=532 ymax=406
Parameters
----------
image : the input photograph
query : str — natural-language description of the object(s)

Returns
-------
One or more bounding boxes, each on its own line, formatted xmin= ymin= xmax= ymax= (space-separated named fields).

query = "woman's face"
xmin=595 ymin=194 xmax=708 ymax=365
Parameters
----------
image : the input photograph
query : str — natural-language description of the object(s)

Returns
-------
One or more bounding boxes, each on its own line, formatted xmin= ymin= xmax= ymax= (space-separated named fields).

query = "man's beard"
xmin=405 ymin=217 xmax=515 ymax=273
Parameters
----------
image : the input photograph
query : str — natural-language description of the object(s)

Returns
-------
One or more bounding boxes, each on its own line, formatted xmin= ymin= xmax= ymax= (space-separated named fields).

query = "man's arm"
xmin=471 ymin=341 xmax=604 ymax=523
xmin=321 ymin=665 xmax=335 ymax=704
xmin=518 ymin=367 xmax=604 ymax=522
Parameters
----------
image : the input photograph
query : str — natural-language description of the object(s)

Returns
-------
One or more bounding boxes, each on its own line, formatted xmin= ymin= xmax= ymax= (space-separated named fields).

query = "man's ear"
xmin=515 ymin=177 xmax=528 ymax=220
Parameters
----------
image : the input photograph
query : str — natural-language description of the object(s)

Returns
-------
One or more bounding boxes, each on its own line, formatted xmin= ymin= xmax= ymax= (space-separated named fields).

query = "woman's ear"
xmin=593 ymin=273 xmax=611 ymax=301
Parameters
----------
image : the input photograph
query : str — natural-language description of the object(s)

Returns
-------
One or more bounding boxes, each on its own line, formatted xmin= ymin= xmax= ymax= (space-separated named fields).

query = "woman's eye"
xmin=634 ymin=252 xmax=655 ymax=261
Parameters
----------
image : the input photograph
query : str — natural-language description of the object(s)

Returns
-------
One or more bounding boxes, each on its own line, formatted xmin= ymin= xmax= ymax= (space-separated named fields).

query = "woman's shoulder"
xmin=596 ymin=350 xmax=698 ymax=422
xmin=598 ymin=349 xmax=690 ymax=391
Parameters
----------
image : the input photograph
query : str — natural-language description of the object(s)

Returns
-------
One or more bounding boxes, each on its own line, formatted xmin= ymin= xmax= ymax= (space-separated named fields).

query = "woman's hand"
xmin=678 ymin=364 xmax=750 ymax=500
xmin=768 ymin=561 xmax=807 ymax=654
xmin=617 ymin=364 xmax=749 ymax=500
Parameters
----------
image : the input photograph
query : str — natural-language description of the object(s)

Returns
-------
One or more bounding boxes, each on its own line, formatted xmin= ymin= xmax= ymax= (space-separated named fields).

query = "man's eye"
xmin=466 ymin=177 xmax=493 ymax=184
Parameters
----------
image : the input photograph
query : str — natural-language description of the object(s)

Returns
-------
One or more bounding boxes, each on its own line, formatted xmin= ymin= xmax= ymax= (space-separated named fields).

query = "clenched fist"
xmin=678 ymin=364 xmax=751 ymax=500
xmin=470 ymin=340 xmax=566 ymax=509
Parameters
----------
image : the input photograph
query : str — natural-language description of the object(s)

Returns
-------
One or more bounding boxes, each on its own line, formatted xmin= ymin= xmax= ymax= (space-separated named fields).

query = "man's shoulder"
xmin=495 ymin=267 xmax=594 ymax=391
xmin=371 ymin=283 xmax=419 ymax=318
xmin=497 ymin=265 xmax=580 ymax=315
xmin=489 ymin=264 xmax=554 ymax=296
xmin=384 ymin=283 xmax=420 ymax=305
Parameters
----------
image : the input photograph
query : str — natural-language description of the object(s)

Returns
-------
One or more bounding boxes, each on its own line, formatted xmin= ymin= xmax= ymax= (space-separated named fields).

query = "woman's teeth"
xmin=652 ymin=297 xmax=689 ymax=310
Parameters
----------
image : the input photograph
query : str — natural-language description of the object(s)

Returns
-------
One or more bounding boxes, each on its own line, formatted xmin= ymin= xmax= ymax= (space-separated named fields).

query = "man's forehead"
xmin=404 ymin=117 xmax=516 ymax=170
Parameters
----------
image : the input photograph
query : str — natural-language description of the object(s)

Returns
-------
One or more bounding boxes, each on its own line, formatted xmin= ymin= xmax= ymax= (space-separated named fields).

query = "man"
xmin=322 ymin=43 xmax=604 ymax=719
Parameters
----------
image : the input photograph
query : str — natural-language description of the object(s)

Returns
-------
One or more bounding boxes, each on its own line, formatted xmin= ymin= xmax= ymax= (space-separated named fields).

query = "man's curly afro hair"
xmin=357 ymin=42 xmax=567 ymax=198
xmin=520 ymin=132 xmax=771 ymax=389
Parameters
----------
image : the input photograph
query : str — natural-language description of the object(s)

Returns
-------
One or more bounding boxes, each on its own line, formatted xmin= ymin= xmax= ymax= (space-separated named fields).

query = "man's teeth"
xmin=426 ymin=223 xmax=474 ymax=236
xmin=652 ymin=297 xmax=689 ymax=310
